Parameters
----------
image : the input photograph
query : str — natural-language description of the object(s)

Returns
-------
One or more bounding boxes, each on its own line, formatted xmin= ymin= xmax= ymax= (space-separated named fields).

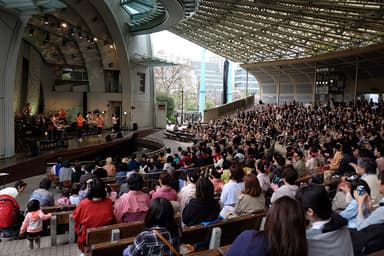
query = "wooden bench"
xmin=88 ymin=211 xmax=266 ymax=256
xmin=188 ymin=244 xmax=231 ymax=256
xmin=368 ymin=250 xmax=384 ymax=256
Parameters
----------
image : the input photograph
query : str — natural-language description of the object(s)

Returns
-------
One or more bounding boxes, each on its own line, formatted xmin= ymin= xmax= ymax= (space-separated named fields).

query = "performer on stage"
xmin=76 ymin=113 xmax=85 ymax=141
xmin=96 ymin=114 xmax=103 ymax=137
xmin=112 ymin=113 xmax=119 ymax=134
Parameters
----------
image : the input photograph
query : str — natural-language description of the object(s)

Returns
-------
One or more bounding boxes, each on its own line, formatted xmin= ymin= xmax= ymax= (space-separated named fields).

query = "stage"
xmin=0 ymin=130 xmax=139 ymax=183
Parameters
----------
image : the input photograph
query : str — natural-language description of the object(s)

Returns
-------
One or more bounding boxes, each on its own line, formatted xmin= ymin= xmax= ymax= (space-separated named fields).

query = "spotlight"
xmin=93 ymin=37 xmax=98 ymax=42
xmin=109 ymin=44 xmax=114 ymax=49
xmin=61 ymin=23 xmax=67 ymax=28
xmin=43 ymin=15 xmax=49 ymax=25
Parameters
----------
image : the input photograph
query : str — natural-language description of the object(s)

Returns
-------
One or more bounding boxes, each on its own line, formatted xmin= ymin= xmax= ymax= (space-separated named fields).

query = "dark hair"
xmin=159 ymin=171 xmax=171 ymax=186
xmin=243 ymin=174 xmax=262 ymax=197
xmin=39 ymin=178 xmax=52 ymax=190
xmin=15 ymin=180 xmax=27 ymax=189
xmin=27 ymin=199 xmax=40 ymax=212
xmin=87 ymin=180 xmax=107 ymax=199
xmin=265 ymin=196 xmax=307 ymax=256
xmin=282 ymin=165 xmax=298 ymax=185
xmin=211 ymin=167 xmax=222 ymax=179
xmin=186 ymin=168 xmax=200 ymax=184
xmin=71 ymin=183 xmax=80 ymax=195
xmin=296 ymin=184 xmax=332 ymax=220
xmin=357 ymin=157 xmax=377 ymax=174
xmin=127 ymin=173 xmax=144 ymax=191
xmin=350 ymin=179 xmax=371 ymax=199
xmin=256 ymin=159 xmax=268 ymax=173
xmin=230 ymin=164 xmax=244 ymax=183
xmin=274 ymin=153 xmax=286 ymax=167
xmin=195 ymin=178 xmax=214 ymax=200
xmin=145 ymin=198 xmax=179 ymax=236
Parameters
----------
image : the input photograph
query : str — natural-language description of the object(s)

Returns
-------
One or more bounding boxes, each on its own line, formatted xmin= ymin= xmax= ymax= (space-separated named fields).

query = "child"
xmin=20 ymin=199 xmax=52 ymax=249
xmin=69 ymin=184 xmax=80 ymax=206
xmin=56 ymin=188 xmax=71 ymax=205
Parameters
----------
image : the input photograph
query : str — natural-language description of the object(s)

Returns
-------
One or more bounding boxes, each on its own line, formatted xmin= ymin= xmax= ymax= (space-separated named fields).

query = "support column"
xmin=276 ymin=66 xmax=281 ymax=106
xmin=354 ymin=57 xmax=359 ymax=106
xmin=199 ymin=49 xmax=206 ymax=121
xmin=313 ymin=63 xmax=317 ymax=105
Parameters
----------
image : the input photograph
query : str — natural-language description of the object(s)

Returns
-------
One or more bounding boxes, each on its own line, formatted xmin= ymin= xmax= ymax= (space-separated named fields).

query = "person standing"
xmin=76 ymin=113 xmax=85 ymax=141
xmin=96 ymin=113 xmax=103 ymax=136
xmin=112 ymin=113 xmax=119 ymax=134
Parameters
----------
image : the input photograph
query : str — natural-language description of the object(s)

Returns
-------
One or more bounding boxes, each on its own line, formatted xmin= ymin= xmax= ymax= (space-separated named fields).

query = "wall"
xmin=0 ymin=9 xmax=27 ymax=158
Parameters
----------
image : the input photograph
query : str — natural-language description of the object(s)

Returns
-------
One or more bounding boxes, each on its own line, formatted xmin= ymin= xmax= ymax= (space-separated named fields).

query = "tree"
xmin=154 ymin=64 xmax=193 ymax=96
xmin=156 ymin=93 xmax=175 ymax=121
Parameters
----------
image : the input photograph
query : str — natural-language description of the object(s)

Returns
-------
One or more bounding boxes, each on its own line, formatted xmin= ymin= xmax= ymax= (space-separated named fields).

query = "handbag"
xmin=152 ymin=229 xmax=181 ymax=256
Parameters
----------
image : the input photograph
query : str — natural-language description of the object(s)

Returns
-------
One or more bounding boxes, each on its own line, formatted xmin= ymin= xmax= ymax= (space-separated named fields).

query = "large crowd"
xmin=1 ymin=99 xmax=384 ymax=256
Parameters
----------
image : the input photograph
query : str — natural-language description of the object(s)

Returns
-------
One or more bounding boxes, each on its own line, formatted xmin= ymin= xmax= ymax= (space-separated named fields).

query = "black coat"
xmin=182 ymin=198 xmax=220 ymax=226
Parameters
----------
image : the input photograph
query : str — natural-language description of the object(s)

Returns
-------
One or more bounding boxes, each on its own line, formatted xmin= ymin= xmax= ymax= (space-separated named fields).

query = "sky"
xmin=151 ymin=30 xmax=211 ymax=61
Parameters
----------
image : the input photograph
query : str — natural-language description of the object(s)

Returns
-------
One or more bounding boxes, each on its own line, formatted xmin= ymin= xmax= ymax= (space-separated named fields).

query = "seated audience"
xmin=296 ymin=184 xmax=353 ymax=256
xmin=178 ymin=168 xmax=199 ymax=212
xmin=151 ymin=171 xmax=178 ymax=202
xmin=270 ymin=165 xmax=298 ymax=204
xmin=234 ymin=173 xmax=265 ymax=216
xmin=123 ymin=198 xmax=180 ymax=256
xmin=220 ymin=164 xmax=245 ymax=207
xmin=114 ymin=173 xmax=150 ymax=222
xmin=226 ymin=196 xmax=307 ymax=256
xmin=69 ymin=184 xmax=81 ymax=205
xmin=58 ymin=160 xmax=72 ymax=187
xmin=103 ymin=157 xmax=116 ymax=177
xmin=182 ymin=177 xmax=220 ymax=226
xmin=255 ymin=159 xmax=270 ymax=193
xmin=28 ymin=178 xmax=54 ymax=207
xmin=72 ymin=180 xmax=115 ymax=253
xmin=340 ymin=179 xmax=371 ymax=229
xmin=209 ymin=167 xmax=225 ymax=195
xmin=56 ymin=188 xmax=71 ymax=205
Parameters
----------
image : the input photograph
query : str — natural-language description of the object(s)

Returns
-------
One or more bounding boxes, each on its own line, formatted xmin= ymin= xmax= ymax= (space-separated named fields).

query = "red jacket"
xmin=72 ymin=198 xmax=115 ymax=252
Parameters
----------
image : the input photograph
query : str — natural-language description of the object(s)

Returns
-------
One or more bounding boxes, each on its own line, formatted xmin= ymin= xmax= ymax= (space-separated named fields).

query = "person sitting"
xmin=234 ymin=173 xmax=265 ymax=216
xmin=0 ymin=180 xmax=27 ymax=198
xmin=28 ymin=178 xmax=54 ymax=207
xmin=72 ymin=180 xmax=115 ymax=254
xmin=220 ymin=164 xmax=245 ymax=207
xmin=226 ymin=196 xmax=308 ymax=256
xmin=103 ymin=157 xmax=116 ymax=177
xmin=56 ymin=188 xmax=71 ymax=205
xmin=296 ymin=184 xmax=354 ymax=256
xmin=182 ymin=178 xmax=220 ymax=226
xmin=208 ymin=167 xmax=225 ymax=195
xmin=178 ymin=168 xmax=199 ymax=212
xmin=123 ymin=198 xmax=180 ymax=256
xmin=339 ymin=179 xmax=371 ymax=229
xmin=69 ymin=184 xmax=80 ymax=206
xmin=58 ymin=160 xmax=72 ymax=188
xmin=114 ymin=173 xmax=150 ymax=223
xmin=270 ymin=165 xmax=298 ymax=204
xmin=255 ymin=159 xmax=270 ymax=193
xmin=151 ymin=171 xmax=178 ymax=202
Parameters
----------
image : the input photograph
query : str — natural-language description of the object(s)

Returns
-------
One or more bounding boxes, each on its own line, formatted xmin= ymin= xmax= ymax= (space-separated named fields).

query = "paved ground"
xmin=0 ymin=129 xmax=192 ymax=256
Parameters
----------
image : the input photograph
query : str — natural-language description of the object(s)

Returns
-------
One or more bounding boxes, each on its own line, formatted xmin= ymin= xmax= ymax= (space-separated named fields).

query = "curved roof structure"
xmin=170 ymin=0 xmax=384 ymax=64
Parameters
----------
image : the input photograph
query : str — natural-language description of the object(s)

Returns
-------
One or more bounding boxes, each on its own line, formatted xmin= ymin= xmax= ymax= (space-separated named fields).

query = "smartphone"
xmin=357 ymin=185 xmax=365 ymax=196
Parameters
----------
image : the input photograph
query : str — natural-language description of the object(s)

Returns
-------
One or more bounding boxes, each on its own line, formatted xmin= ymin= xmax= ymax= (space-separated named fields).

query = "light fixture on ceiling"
xmin=78 ymin=30 xmax=83 ymax=39
xmin=61 ymin=23 xmax=68 ymax=28
xmin=43 ymin=15 xmax=49 ymax=25
xmin=93 ymin=37 xmax=98 ymax=42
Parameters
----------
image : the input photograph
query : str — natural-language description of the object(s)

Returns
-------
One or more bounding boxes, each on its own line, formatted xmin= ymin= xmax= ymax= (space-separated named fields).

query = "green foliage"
xmin=156 ymin=93 xmax=175 ymax=119
xmin=205 ymin=100 xmax=215 ymax=109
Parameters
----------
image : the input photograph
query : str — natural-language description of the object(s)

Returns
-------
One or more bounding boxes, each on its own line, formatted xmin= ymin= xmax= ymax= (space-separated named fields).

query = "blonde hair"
xmin=106 ymin=157 xmax=113 ymax=164
xmin=122 ymin=157 xmax=129 ymax=164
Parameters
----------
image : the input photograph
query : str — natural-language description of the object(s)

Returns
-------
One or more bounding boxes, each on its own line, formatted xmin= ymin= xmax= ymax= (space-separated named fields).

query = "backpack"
xmin=0 ymin=194 xmax=21 ymax=229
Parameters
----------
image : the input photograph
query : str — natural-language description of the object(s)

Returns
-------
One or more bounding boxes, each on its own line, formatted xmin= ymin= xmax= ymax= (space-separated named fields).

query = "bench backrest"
xmin=42 ymin=204 xmax=77 ymax=213
xmin=86 ymin=215 xmax=181 ymax=246
xmin=182 ymin=211 xmax=266 ymax=246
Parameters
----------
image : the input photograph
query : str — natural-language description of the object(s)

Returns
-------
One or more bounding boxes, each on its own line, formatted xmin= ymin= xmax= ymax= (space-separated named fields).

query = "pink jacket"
xmin=151 ymin=186 xmax=178 ymax=202
xmin=114 ymin=191 xmax=150 ymax=223
xmin=20 ymin=209 xmax=51 ymax=234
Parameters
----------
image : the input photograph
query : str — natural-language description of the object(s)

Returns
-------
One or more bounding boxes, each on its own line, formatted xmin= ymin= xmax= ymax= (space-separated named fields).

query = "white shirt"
xmin=0 ymin=187 xmax=18 ymax=198
xmin=220 ymin=180 xmax=245 ymax=206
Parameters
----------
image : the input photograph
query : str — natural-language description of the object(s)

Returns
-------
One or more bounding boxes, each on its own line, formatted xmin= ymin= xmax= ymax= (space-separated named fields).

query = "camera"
xmin=357 ymin=185 xmax=365 ymax=196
